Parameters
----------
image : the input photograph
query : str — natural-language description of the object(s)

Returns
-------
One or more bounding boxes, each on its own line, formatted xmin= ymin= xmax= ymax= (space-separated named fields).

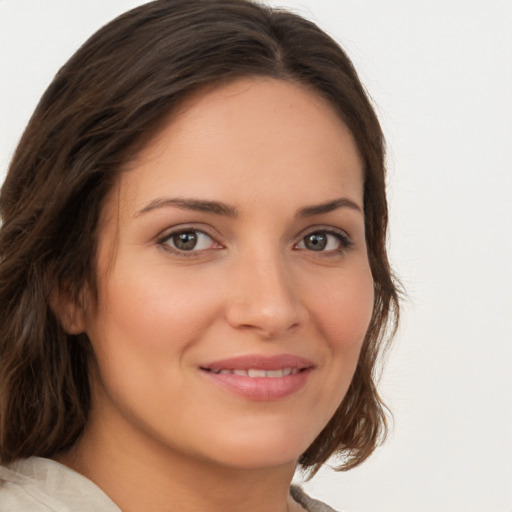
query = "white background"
xmin=1 ymin=1 xmax=511 ymax=511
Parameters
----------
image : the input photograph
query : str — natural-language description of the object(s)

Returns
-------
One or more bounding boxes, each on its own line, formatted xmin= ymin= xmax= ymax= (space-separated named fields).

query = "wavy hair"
xmin=0 ymin=0 xmax=399 ymax=473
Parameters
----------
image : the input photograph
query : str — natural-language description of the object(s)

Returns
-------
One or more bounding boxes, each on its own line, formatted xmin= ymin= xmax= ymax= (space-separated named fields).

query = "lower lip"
xmin=201 ymin=369 xmax=312 ymax=401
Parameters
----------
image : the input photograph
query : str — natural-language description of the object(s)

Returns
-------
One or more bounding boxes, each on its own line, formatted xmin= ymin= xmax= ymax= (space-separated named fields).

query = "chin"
xmin=189 ymin=422 xmax=316 ymax=471
xmin=205 ymin=445 xmax=301 ymax=471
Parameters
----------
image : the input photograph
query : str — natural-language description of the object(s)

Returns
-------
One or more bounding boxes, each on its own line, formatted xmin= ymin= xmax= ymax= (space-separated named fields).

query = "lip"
xmin=200 ymin=354 xmax=315 ymax=401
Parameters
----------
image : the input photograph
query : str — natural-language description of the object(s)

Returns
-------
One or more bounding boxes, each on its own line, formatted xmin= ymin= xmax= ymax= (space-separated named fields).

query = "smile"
xmin=200 ymin=354 xmax=314 ymax=401
xmin=206 ymin=368 xmax=301 ymax=377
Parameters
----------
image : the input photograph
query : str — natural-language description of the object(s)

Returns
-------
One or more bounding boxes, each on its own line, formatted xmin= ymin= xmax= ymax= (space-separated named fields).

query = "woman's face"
xmin=80 ymin=77 xmax=374 ymax=470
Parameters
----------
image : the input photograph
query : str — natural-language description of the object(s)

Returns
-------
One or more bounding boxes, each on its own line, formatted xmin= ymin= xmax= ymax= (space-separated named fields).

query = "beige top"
xmin=0 ymin=457 xmax=340 ymax=512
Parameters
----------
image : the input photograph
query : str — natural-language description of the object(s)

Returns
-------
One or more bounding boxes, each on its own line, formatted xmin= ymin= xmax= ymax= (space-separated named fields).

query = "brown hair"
xmin=0 ymin=0 xmax=399 ymax=473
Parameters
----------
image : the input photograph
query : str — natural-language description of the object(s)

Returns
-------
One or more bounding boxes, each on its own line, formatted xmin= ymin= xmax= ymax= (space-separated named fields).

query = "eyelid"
xmin=294 ymin=226 xmax=354 ymax=251
xmin=156 ymin=224 xmax=224 ymax=256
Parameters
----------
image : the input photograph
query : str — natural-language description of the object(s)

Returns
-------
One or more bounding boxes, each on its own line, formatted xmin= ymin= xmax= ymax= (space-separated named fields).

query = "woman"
xmin=0 ymin=1 xmax=399 ymax=511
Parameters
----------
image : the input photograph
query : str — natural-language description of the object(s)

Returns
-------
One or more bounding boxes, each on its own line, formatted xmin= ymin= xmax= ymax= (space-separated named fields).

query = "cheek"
xmin=83 ymin=269 xmax=228 ymax=418
xmin=309 ymin=267 xmax=374 ymax=356
xmin=84 ymin=264 xmax=226 ymax=415
xmin=92 ymin=261 xmax=225 ymax=353
xmin=295 ymin=264 xmax=374 ymax=440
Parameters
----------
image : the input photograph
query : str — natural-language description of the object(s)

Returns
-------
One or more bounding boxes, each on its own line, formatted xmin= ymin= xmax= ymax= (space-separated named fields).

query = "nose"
xmin=225 ymin=250 xmax=307 ymax=339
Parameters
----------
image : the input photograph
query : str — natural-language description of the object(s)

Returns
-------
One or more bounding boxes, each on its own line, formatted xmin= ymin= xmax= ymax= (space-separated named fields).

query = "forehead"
xmin=115 ymin=77 xmax=364 ymax=216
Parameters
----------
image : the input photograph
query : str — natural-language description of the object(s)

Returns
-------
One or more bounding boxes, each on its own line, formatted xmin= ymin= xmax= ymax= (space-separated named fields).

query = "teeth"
xmin=248 ymin=369 xmax=267 ymax=378
xmin=210 ymin=367 xmax=299 ymax=377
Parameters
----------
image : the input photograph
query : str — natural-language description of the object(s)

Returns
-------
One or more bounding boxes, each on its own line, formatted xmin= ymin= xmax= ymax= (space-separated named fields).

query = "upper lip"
xmin=201 ymin=354 xmax=315 ymax=372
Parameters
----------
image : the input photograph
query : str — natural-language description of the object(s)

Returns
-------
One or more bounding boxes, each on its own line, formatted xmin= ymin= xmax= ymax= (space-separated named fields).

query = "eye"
xmin=296 ymin=229 xmax=353 ymax=253
xmin=159 ymin=229 xmax=219 ymax=253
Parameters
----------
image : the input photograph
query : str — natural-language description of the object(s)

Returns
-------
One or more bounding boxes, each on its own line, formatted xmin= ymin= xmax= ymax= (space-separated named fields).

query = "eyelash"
xmin=157 ymin=228 xmax=221 ymax=257
xmin=295 ymin=228 xmax=354 ymax=255
xmin=156 ymin=226 xmax=354 ymax=257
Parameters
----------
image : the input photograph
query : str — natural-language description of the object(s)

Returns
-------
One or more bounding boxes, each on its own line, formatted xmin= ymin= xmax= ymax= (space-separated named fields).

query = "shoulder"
xmin=290 ymin=485 xmax=346 ymax=512
xmin=0 ymin=457 xmax=120 ymax=511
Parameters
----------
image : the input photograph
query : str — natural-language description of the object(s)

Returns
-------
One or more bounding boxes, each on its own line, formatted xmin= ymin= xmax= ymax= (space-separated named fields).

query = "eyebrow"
xmin=135 ymin=198 xmax=238 ymax=218
xmin=135 ymin=196 xmax=362 ymax=219
xmin=296 ymin=197 xmax=363 ymax=217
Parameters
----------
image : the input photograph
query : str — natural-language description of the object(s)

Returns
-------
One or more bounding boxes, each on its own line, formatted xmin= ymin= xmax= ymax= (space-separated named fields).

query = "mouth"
xmin=203 ymin=367 xmax=302 ymax=377
xmin=199 ymin=354 xmax=314 ymax=401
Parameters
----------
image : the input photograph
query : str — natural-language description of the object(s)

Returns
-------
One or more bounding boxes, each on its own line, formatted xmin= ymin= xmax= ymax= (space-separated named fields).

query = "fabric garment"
xmin=0 ymin=457 xmax=340 ymax=512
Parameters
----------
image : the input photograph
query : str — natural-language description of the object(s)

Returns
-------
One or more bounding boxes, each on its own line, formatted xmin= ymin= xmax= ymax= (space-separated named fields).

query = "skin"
xmin=58 ymin=77 xmax=374 ymax=512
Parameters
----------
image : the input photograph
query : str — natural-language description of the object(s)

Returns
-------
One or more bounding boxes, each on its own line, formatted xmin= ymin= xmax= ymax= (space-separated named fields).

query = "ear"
xmin=50 ymin=285 xmax=88 ymax=335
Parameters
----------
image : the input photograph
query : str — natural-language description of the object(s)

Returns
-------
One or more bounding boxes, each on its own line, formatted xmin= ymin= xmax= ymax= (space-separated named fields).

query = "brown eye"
xmin=296 ymin=230 xmax=353 ymax=253
xmin=160 ymin=230 xmax=218 ymax=253
xmin=303 ymin=233 xmax=328 ymax=251
xmin=172 ymin=231 xmax=198 ymax=251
